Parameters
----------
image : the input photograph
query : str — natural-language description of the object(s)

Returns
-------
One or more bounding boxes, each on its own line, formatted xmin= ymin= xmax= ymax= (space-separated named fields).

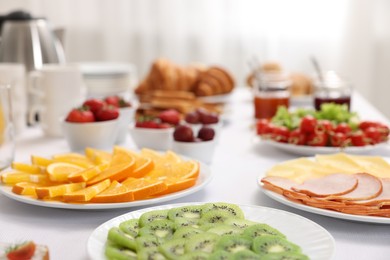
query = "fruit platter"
xmin=88 ymin=202 xmax=334 ymax=260
xmin=255 ymin=104 xmax=389 ymax=155
xmin=259 ymin=153 xmax=390 ymax=223
xmin=0 ymin=147 xmax=212 ymax=210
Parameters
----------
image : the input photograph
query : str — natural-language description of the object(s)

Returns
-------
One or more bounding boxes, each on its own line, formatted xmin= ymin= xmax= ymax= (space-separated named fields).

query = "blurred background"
xmin=1 ymin=0 xmax=389 ymax=117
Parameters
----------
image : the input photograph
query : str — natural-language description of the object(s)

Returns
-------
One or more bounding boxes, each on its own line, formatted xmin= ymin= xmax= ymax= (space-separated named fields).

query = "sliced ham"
xmin=325 ymin=173 xmax=383 ymax=201
xmin=349 ymin=178 xmax=390 ymax=207
xmin=261 ymin=176 xmax=298 ymax=195
xmin=292 ymin=173 xmax=358 ymax=197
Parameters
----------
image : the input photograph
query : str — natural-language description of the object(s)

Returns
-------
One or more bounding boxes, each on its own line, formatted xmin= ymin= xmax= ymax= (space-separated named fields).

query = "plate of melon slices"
xmin=87 ymin=202 xmax=334 ymax=260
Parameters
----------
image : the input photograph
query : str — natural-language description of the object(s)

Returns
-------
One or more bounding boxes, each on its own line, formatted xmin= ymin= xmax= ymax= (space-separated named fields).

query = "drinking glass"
xmin=0 ymin=84 xmax=14 ymax=170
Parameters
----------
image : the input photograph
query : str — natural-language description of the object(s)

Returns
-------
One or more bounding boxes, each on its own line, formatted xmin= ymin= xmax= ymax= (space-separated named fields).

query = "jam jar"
xmin=313 ymin=71 xmax=352 ymax=110
xmin=253 ymin=72 xmax=291 ymax=119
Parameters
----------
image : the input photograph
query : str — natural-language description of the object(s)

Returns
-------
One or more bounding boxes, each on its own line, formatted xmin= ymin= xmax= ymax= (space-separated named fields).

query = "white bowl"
xmin=116 ymin=106 xmax=136 ymax=144
xmin=129 ymin=126 xmax=174 ymax=151
xmin=62 ymin=119 xmax=119 ymax=151
xmin=172 ymin=139 xmax=217 ymax=164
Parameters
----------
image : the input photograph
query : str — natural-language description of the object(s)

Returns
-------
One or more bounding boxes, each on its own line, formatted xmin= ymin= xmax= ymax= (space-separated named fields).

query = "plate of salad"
xmin=254 ymin=104 xmax=389 ymax=156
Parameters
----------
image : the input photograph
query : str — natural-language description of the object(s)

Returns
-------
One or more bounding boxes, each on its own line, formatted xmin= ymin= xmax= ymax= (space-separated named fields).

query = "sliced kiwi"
xmin=252 ymin=236 xmax=301 ymax=255
xmin=139 ymin=209 xmax=169 ymax=227
xmin=208 ymin=250 xmax=231 ymax=260
xmin=199 ymin=210 xmax=234 ymax=227
xmin=107 ymin=227 xmax=136 ymax=250
xmin=135 ymin=235 xmax=160 ymax=251
xmin=202 ymin=202 xmax=245 ymax=219
xmin=173 ymin=226 xmax=204 ymax=239
xmin=224 ymin=218 xmax=258 ymax=229
xmin=231 ymin=250 xmax=262 ymax=260
xmin=139 ymin=219 xmax=176 ymax=241
xmin=207 ymin=224 xmax=243 ymax=236
xmin=184 ymin=232 xmax=220 ymax=253
xmin=215 ymin=234 xmax=252 ymax=253
xmin=105 ymin=242 xmax=137 ymax=260
xmin=168 ymin=205 xmax=203 ymax=220
xmin=158 ymin=238 xmax=186 ymax=259
xmin=137 ymin=248 xmax=166 ymax=260
xmin=243 ymin=224 xmax=286 ymax=239
xmin=179 ymin=251 xmax=210 ymax=260
xmin=119 ymin=219 xmax=139 ymax=237
xmin=173 ymin=217 xmax=200 ymax=229
xmin=261 ymin=252 xmax=309 ymax=260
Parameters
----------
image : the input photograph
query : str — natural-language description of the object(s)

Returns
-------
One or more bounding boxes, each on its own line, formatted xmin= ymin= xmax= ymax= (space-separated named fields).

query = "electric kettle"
xmin=0 ymin=10 xmax=66 ymax=72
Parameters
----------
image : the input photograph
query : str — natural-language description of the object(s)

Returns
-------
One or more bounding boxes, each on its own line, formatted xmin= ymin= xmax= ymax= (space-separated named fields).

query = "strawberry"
xmin=135 ymin=120 xmax=159 ymax=129
xmin=105 ymin=96 xmax=132 ymax=108
xmin=158 ymin=109 xmax=181 ymax=125
xmin=66 ymin=107 xmax=95 ymax=123
xmin=95 ymin=106 xmax=119 ymax=121
xmin=83 ymin=99 xmax=106 ymax=114
xmin=6 ymin=241 xmax=36 ymax=260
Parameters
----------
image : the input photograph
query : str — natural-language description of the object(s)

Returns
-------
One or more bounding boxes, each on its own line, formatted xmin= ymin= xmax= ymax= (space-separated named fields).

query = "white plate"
xmin=260 ymin=188 xmax=390 ymax=224
xmin=0 ymin=162 xmax=212 ymax=210
xmin=258 ymin=157 xmax=390 ymax=224
xmin=87 ymin=203 xmax=335 ymax=260
xmin=255 ymin=136 xmax=387 ymax=156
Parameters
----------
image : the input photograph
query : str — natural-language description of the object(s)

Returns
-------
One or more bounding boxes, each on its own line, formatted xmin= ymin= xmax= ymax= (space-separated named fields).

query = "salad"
xmin=256 ymin=104 xmax=389 ymax=147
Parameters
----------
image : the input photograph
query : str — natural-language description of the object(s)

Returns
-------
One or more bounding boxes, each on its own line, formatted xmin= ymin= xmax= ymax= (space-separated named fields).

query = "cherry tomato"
xmin=256 ymin=119 xmax=271 ymax=136
xmin=288 ymin=129 xmax=306 ymax=145
xmin=95 ymin=106 xmax=119 ymax=121
xmin=65 ymin=108 xmax=95 ymax=123
xmin=334 ymin=123 xmax=352 ymax=135
xmin=330 ymin=132 xmax=348 ymax=147
xmin=7 ymin=241 xmax=36 ymax=260
xmin=359 ymin=121 xmax=381 ymax=131
xmin=83 ymin=99 xmax=105 ymax=114
xmin=272 ymin=126 xmax=290 ymax=143
xmin=307 ymin=132 xmax=328 ymax=146
xmin=350 ymin=131 xmax=368 ymax=146
xmin=315 ymin=120 xmax=333 ymax=134
xmin=299 ymin=116 xmax=317 ymax=134
xmin=377 ymin=123 xmax=390 ymax=141
xmin=364 ymin=127 xmax=382 ymax=144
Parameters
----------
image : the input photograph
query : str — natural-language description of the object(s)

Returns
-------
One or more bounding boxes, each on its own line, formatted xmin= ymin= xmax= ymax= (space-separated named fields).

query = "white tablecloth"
xmin=1 ymin=88 xmax=390 ymax=260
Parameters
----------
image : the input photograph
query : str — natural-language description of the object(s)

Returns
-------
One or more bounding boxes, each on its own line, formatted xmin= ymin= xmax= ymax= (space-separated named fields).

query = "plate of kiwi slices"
xmin=87 ymin=202 xmax=334 ymax=260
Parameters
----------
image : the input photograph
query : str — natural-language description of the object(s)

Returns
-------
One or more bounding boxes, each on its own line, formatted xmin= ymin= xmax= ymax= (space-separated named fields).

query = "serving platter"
xmin=87 ymin=203 xmax=335 ymax=260
xmin=0 ymin=161 xmax=212 ymax=210
xmin=258 ymin=155 xmax=390 ymax=224
xmin=256 ymin=136 xmax=387 ymax=156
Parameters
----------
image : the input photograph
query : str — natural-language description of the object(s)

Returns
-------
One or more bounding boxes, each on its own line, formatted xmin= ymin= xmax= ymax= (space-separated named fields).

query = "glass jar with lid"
xmin=253 ymin=72 xmax=291 ymax=119
xmin=313 ymin=71 xmax=352 ymax=110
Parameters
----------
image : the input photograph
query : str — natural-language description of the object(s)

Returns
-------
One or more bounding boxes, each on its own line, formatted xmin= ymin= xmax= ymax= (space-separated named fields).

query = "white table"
xmin=1 ymin=88 xmax=390 ymax=260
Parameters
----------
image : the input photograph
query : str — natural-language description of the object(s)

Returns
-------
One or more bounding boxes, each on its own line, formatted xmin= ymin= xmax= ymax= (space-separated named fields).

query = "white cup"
xmin=0 ymin=85 xmax=15 ymax=170
xmin=0 ymin=63 xmax=26 ymax=136
xmin=28 ymin=64 xmax=86 ymax=137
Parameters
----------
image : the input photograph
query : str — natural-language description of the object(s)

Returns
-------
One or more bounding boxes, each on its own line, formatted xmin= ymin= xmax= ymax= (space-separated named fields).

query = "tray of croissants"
xmin=135 ymin=58 xmax=235 ymax=119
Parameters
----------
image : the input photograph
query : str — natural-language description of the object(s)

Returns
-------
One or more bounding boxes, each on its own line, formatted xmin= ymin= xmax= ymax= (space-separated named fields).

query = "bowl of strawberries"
xmin=63 ymin=97 xmax=123 ymax=151
xmin=129 ymin=109 xmax=180 ymax=150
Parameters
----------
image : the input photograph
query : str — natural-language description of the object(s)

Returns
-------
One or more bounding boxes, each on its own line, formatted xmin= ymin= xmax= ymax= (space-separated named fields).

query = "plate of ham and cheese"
xmin=258 ymin=153 xmax=390 ymax=224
